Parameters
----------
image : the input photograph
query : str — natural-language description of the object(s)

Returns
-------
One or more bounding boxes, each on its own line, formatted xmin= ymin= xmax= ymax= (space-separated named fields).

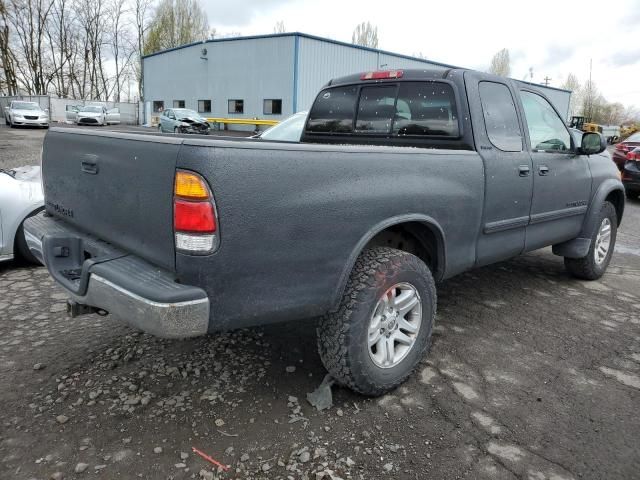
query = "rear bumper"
xmin=622 ymin=163 xmax=640 ymax=190
xmin=24 ymin=213 xmax=210 ymax=338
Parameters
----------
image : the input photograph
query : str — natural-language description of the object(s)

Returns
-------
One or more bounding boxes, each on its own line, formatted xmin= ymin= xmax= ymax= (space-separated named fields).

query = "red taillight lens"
xmin=360 ymin=70 xmax=404 ymax=80
xmin=627 ymin=150 xmax=640 ymax=160
xmin=174 ymin=199 xmax=216 ymax=233
xmin=615 ymin=143 xmax=629 ymax=152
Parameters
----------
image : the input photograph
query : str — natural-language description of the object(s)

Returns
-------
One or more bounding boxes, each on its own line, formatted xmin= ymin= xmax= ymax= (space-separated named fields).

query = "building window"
xmin=198 ymin=100 xmax=211 ymax=113
xmin=153 ymin=101 xmax=164 ymax=113
xmin=228 ymin=99 xmax=244 ymax=114
xmin=263 ymin=99 xmax=282 ymax=115
xmin=173 ymin=100 xmax=185 ymax=108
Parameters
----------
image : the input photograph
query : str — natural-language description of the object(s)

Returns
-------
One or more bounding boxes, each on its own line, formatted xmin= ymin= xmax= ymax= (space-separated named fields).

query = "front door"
xmin=519 ymin=90 xmax=592 ymax=251
xmin=465 ymin=72 xmax=533 ymax=266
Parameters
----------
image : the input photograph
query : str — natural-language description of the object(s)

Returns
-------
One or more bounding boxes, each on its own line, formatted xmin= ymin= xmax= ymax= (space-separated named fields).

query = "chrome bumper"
xmin=24 ymin=213 xmax=210 ymax=338
xmin=68 ymin=274 xmax=209 ymax=338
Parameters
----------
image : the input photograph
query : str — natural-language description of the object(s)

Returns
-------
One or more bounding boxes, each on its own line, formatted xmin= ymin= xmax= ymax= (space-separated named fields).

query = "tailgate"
xmin=42 ymin=128 xmax=182 ymax=271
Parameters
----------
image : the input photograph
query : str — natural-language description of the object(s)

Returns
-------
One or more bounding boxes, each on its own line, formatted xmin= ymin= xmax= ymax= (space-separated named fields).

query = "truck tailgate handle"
xmin=81 ymin=156 xmax=99 ymax=175
xmin=518 ymin=165 xmax=530 ymax=177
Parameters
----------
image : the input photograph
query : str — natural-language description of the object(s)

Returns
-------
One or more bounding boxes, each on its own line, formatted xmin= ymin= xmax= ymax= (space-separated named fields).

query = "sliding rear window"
xmin=306 ymin=86 xmax=358 ymax=133
xmin=306 ymin=81 xmax=459 ymax=137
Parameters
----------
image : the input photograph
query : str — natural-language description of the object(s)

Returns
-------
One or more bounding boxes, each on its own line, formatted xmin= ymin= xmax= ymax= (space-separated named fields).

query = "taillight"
xmin=626 ymin=150 xmax=640 ymax=161
xmin=174 ymin=170 xmax=218 ymax=254
xmin=360 ymin=70 xmax=404 ymax=80
xmin=174 ymin=200 xmax=216 ymax=232
xmin=615 ymin=143 xmax=629 ymax=152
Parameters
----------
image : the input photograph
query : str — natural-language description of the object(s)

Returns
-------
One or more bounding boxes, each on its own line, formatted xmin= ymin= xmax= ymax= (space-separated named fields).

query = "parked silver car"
xmin=4 ymin=101 xmax=49 ymax=128
xmin=158 ymin=108 xmax=210 ymax=134
xmin=0 ymin=166 xmax=44 ymax=264
xmin=71 ymin=105 xmax=121 ymax=126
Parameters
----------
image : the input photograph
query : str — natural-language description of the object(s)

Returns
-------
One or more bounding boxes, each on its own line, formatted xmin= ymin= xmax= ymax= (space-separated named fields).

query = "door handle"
xmin=538 ymin=165 xmax=550 ymax=176
xmin=518 ymin=165 xmax=530 ymax=177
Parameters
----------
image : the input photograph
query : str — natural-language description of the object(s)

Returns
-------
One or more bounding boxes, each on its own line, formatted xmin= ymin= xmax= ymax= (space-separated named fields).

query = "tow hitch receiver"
xmin=67 ymin=300 xmax=106 ymax=318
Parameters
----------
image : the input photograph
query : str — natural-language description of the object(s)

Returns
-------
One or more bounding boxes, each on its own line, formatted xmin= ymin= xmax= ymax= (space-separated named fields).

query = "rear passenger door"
xmin=465 ymin=72 xmax=533 ymax=266
xmin=518 ymin=90 xmax=592 ymax=251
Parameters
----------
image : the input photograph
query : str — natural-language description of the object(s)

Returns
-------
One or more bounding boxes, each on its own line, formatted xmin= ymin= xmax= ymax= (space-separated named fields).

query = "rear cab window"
xmin=306 ymin=81 xmax=460 ymax=141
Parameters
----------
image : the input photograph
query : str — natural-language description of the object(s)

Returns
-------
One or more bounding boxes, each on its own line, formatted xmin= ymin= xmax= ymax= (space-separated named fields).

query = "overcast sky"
xmin=204 ymin=0 xmax=640 ymax=108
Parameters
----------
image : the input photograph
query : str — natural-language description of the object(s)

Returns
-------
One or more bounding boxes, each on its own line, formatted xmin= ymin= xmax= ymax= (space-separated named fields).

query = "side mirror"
xmin=579 ymin=132 xmax=607 ymax=155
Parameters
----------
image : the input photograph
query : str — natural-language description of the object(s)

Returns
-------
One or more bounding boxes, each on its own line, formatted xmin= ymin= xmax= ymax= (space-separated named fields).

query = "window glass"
xmin=153 ymin=101 xmax=164 ymax=113
xmin=479 ymin=82 xmax=522 ymax=152
xmin=521 ymin=91 xmax=570 ymax=151
xmin=306 ymin=86 xmax=358 ymax=133
xmin=354 ymin=86 xmax=396 ymax=133
xmin=173 ymin=100 xmax=185 ymax=108
xmin=392 ymin=82 xmax=459 ymax=137
xmin=264 ymin=99 xmax=282 ymax=115
xmin=198 ymin=100 xmax=211 ymax=113
xmin=228 ymin=99 xmax=244 ymax=114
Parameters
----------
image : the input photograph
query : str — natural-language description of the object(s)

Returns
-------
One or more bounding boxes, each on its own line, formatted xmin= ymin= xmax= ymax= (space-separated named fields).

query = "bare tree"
xmin=133 ymin=0 xmax=153 ymax=100
xmin=488 ymin=48 xmax=510 ymax=77
xmin=351 ymin=21 xmax=378 ymax=48
xmin=144 ymin=0 xmax=209 ymax=55
xmin=273 ymin=20 xmax=285 ymax=33
xmin=7 ymin=0 xmax=56 ymax=94
xmin=0 ymin=0 xmax=19 ymax=94
xmin=108 ymin=0 xmax=136 ymax=101
xmin=561 ymin=73 xmax=580 ymax=118
xmin=581 ymin=79 xmax=599 ymax=122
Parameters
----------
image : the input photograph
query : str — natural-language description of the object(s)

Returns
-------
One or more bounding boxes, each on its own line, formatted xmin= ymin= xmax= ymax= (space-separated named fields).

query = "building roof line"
xmin=141 ymin=31 xmax=458 ymax=69
xmin=141 ymin=31 xmax=571 ymax=94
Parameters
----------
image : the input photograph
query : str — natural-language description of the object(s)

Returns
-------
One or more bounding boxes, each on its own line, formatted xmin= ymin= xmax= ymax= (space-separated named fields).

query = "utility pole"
xmin=588 ymin=58 xmax=593 ymax=122
xmin=542 ymin=76 xmax=552 ymax=86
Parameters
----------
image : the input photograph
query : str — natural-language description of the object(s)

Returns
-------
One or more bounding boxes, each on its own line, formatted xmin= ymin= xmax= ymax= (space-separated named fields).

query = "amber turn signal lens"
xmin=175 ymin=171 xmax=210 ymax=200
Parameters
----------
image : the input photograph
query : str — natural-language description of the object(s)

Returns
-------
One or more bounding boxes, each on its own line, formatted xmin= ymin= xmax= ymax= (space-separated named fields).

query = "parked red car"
xmin=622 ymin=147 xmax=640 ymax=200
xmin=612 ymin=132 xmax=640 ymax=170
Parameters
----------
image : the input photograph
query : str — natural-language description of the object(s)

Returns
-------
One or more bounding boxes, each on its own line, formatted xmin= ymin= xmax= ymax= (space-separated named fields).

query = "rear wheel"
xmin=564 ymin=202 xmax=617 ymax=280
xmin=317 ymin=247 xmax=436 ymax=396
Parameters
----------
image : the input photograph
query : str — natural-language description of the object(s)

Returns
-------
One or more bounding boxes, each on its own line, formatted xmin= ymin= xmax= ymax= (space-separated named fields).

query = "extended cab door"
xmin=518 ymin=89 xmax=592 ymax=251
xmin=465 ymin=72 xmax=533 ymax=266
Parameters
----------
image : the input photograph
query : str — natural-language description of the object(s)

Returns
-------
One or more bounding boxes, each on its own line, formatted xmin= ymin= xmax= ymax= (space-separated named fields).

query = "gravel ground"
xmin=1 ymin=125 xmax=639 ymax=479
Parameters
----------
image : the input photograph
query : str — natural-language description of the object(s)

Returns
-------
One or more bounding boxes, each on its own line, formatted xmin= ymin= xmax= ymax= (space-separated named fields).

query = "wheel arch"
xmin=11 ymin=205 xmax=45 ymax=255
xmin=331 ymin=214 xmax=446 ymax=310
xmin=583 ymin=180 xmax=625 ymax=236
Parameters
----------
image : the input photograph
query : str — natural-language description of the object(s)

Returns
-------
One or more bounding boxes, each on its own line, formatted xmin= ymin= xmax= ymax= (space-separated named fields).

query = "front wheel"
xmin=317 ymin=247 xmax=436 ymax=396
xmin=564 ymin=202 xmax=617 ymax=280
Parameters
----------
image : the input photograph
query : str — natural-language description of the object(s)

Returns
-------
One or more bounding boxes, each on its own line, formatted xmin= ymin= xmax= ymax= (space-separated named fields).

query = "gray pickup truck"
xmin=25 ymin=68 xmax=624 ymax=396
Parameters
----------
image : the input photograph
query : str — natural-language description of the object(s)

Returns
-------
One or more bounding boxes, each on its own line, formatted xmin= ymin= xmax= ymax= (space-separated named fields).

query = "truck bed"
xmin=39 ymin=127 xmax=484 ymax=329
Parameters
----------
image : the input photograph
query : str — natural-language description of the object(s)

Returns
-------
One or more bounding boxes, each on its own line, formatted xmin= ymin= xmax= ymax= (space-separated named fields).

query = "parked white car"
xmin=75 ymin=105 xmax=121 ymax=126
xmin=0 ymin=166 xmax=44 ymax=264
xmin=4 ymin=101 xmax=49 ymax=128
xmin=257 ymin=111 xmax=308 ymax=141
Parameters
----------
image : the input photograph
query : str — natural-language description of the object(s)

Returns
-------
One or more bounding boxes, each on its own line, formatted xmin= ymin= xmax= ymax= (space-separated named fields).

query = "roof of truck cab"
xmin=325 ymin=68 xmax=466 ymax=87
